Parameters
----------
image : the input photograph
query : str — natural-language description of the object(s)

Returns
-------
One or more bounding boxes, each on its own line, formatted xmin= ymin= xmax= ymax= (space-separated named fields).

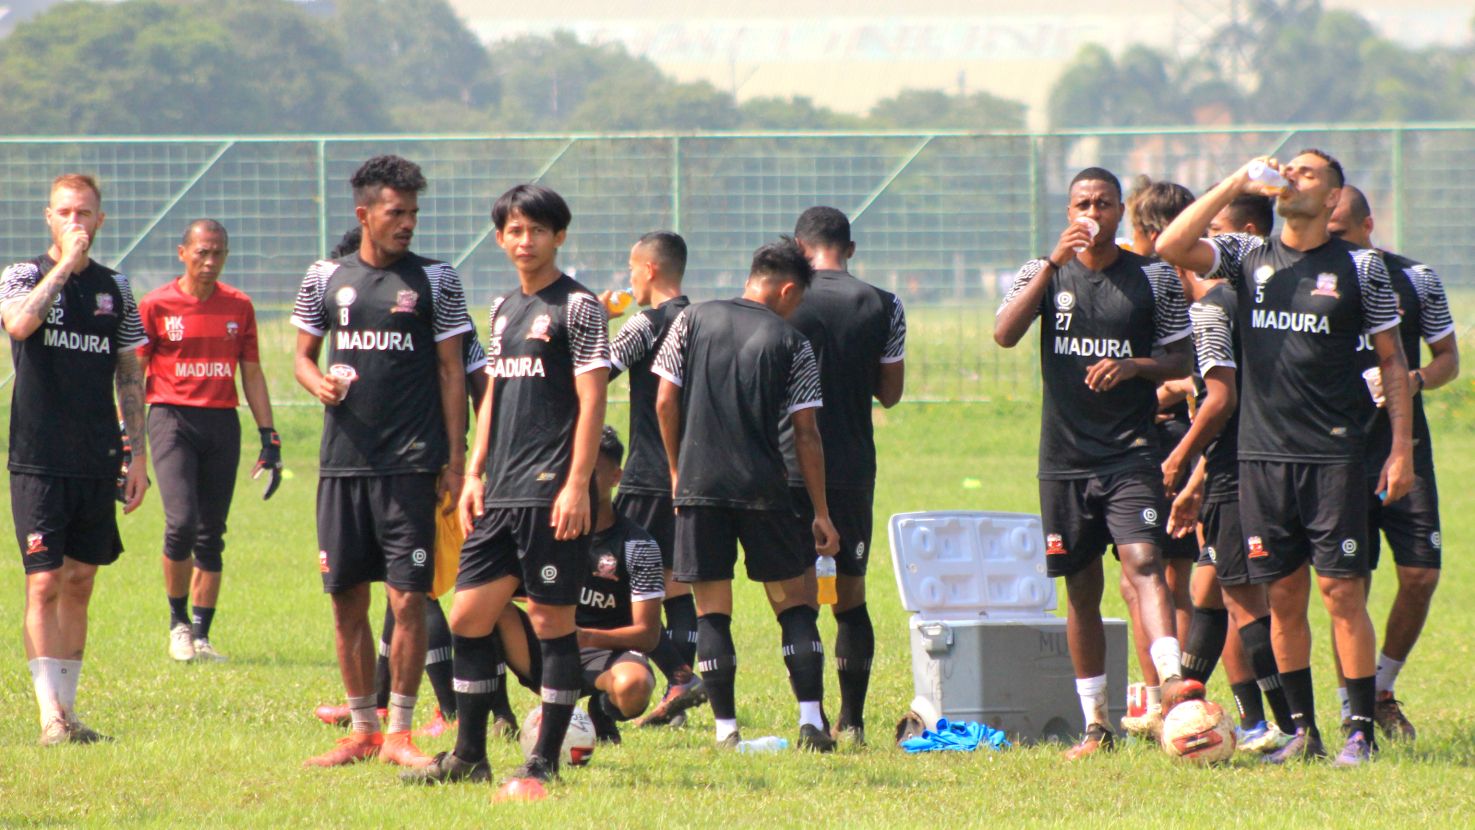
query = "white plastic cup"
xmin=1247 ymin=160 xmax=1289 ymax=195
xmin=1072 ymin=216 xmax=1100 ymax=253
xmin=329 ymin=363 xmax=358 ymax=403
xmin=1362 ymin=366 xmax=1385 ymax=407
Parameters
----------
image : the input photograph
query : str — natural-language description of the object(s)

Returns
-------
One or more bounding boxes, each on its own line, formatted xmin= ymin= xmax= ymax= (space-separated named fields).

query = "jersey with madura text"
xmin=1205 ymin=234 xmax=1398 ymax=463
xmin=139 ymin=279 xmax=259 ymax=409
xmin=291 ymin=252 xmax=470 ymax=477
xmin=482 ymin=275 xmax=611 ymax=508
xmin=576 ymin=514 xmax=665 ymax=631
xmin=609 ymin=296 xmax=690 ymax=496
xmin=998 ymin=251 xmax=1190 ymax=479
xmin=2 ymin=256 xmax=146 ymax=478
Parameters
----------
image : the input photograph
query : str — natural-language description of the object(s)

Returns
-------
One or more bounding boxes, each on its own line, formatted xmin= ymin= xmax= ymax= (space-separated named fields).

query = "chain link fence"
xmin=1 ymin=126 xmax=1470 ymax=401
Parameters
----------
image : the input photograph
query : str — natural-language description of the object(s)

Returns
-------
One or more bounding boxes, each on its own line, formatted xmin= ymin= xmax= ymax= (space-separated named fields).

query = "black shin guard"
xmin=696 ymin=614 xmax=738 ymax=720
xmin=533 ymin=633 xmax=581 ymax=765
xmin=375 ymin=604 xmax=395 ymax=710
xmin=1181 ymin=607 xmax=1228 ymax=683
xmin=1239 ymin=616 xmax=1296 ymax=735
xmin=833 ymin=603 xmax=874 ymax=729
xmin=423 ymin=601 xmax=456 ymax=718
xmin=451 ymin=633 xmax=499 ymax=763
xmin=777 ymin=605 xmax=825 ymax=704
xmin=663 ymin=594 xmax=699 ymax=667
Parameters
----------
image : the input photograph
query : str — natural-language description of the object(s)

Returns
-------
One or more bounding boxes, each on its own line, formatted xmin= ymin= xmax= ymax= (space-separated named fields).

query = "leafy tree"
xmin=868 ymin=89 xmax=1026 ymax=130
xmin=332 ymin=0 xmax=492 ymax=108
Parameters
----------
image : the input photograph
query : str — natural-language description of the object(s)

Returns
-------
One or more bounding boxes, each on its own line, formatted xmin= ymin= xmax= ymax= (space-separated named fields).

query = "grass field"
xmin=4 ymin=320 xmax=1475 ymax=828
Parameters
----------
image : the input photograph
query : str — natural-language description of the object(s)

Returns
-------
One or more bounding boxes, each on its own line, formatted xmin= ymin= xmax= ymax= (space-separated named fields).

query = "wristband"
xmin=1413 ymin=370 xmax=1425 ymax=393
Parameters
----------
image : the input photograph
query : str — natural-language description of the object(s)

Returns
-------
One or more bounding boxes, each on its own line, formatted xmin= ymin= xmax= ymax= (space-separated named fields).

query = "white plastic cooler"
xmin=890 ymin=511 xmax=1127 ymax=742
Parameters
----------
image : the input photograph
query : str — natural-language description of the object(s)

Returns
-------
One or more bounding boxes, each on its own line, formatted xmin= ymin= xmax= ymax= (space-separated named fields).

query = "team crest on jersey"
xmin=1312 ymin=273 xmax=1340 ymax=299
xmin=164 ymin=315 xmax=185 ymax=342
xmin=1253 ymin=265 xmax=1274 ymax=285
xmin=392 ymin=290 xmax=418 ymax=314
xmin=1055 ymin=291 xmax=1075 ymax=310
xmin=1247 ymin=536 xmax=1267 ymax=559
xmin=1046 ymin=534 xmax=1067 ymax=556
xmin=94 ymin=293 xmax=114 ymax=316
xmin=526 ymin=314 xmax=552 ymax=342
xmin=494 ymin=316 xmax=509 ymax=336
xmin=335 ymin=286 xmax=357 ymax=307
xmin=594 ymin=552 xmax=618 ymax=579
xmin=225 ymin=321 xmax=239 ymax=339
xmin=25 ymin=532 xmax=47 ymax=555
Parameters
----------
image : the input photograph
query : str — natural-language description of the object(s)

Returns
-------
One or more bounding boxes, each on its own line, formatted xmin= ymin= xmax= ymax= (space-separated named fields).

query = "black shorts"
xmin=11 ymin=474 xmax=123 ymax=574
xmin=317 ymin=474 xmax=437 ymax=593
xmin=1367 ymin=473 xmax=1441 ymax=570
xmin=614 ymin=490 xmax=675 ymax=570
xmin=1239 ymin=460 xmax=1368 ymax=583
xmin=790 ymin=486 xmax=874 ymax=577
xmin=457 ymin=499 xmax=591 ymax=605
xmin=1161 ymin=528 xmax=1200 ymax=561
xmin=673 ymin=506 xmax=809 ymax=584
xmin=1198 ymin=498 xmax=1250 ymax=586
xmin=579 ymin=647 xmax=653 ymax=694
xmin=1039 ymin=468 xmax=1167 ymax=578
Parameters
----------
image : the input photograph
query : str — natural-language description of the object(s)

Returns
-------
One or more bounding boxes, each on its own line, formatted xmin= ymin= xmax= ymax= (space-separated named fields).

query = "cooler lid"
xmin=889 ymin=511 xmax=1056 ymax=619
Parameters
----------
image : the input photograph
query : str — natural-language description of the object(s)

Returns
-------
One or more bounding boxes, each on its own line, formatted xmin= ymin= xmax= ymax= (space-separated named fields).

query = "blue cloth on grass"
xmin=900 ymin=718 xmax=1011 ymax=753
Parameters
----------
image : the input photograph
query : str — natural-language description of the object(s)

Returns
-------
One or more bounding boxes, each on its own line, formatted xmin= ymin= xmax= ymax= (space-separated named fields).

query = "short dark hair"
xmin=181 ymin=218 xmax=228 ymax=246
xmin=1297 ymin=148 xmax=1345 ymax=188
xmin=492 ymin=184 xmax=571 ymax=233
xmin=637 ymin=231 xmax=687 ymax=277
xmin=1069 ymin=167 xmax=1122 ymax=201
xmin=329 ymin=226 xmax=362 ymax=259
xmin=793 ymin=206 xmax=851 ymax=249
xmin=598 ymin=425 xmax=624 ymax=465
xmin=350 ymin=155 xmax=427 ymax=207
xmin=1126 ymin=177 xmax=1194 ymax=237
xmin=1224 ymin=194 xmax=1274 ymax=236
xmin=749 ymin=236 xmax=814 ymax=290
xmin=1339 ymin=184 xmax=1372 ymax=225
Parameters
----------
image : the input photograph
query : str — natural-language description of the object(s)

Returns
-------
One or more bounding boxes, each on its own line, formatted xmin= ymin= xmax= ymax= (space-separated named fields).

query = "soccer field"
xmin=4 ymin=340 xmax=1475 ymax=827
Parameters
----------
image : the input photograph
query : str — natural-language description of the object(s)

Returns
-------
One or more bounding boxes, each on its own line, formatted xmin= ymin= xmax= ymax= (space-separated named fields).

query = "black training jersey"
xmin=290 ymin=252 xmax=471 ymax=477
xmin=1355 ymin=252 xmax=1454 ymax=476
xmin=781 ymin=270 xmax=906 ymax=490
xmin=576 ymin=514 xmax=665 ymax=631
xmin=1 ymin=256 xmax=147 ymax=478
xmin=609 ymin=296 xmax=691 ymax=496
xmin=1204 ymin=234 xmax=1399 ymax=463
xmin=653 ymin=298 xmax=822 ymax=510
xmin=998 ymin=251 xmax=1190 ymax=480
xmin=1189 ymin=282 xmax=1241 ymax=503
xmin=464 ymin=319 xmax=487 ymax=375
xmin=482 ymin=275 xmax=611 ymax=508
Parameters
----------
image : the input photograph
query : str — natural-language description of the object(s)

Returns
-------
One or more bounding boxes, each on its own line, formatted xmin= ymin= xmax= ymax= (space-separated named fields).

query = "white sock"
xmin=1076 ymin=674 xmax=1108 ymax=728
xmin=347 ymin=694 xmax=380 ymax=735
xmin=57 ymin=659 xmax=82 ymax=713
xmin=1336 ymin=686 xmax=1351 ymax=719
xmin=1145 ymin=685 xmax=1162 ymax=713
xmin=28 ymin=658 xmax=63 ymax=726
xmin=387 ymin=692 xmax=415 ymax=734
xmin=797 ymin=701 xmax=824 ymax=730
xmin=1375 ymin=653 xmax=1404 ymax=696
xmin=1148 ymin=638 xmax=1183 ymax=681
xmin=715 ymin=718 xmax=740 ymax=742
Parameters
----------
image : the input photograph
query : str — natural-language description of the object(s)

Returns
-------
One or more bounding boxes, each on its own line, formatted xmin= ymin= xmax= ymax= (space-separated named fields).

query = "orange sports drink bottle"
xmin=816 ymin=556 xmax=837 ymax=605
xmin=605 ymin=289 xmax=633 ymax=315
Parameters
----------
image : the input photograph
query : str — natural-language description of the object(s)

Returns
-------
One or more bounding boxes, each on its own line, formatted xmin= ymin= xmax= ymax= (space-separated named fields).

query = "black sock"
xmin=833 ymin=603 xmax=874 ymax=729
xmin=488 ymin=637 xmax=515 ymax=723
xmin=1181 ymin=607 xmax=1228 ymax=683
xmin=696 ymin=613 xmax=738 ymax=721
xmin=1230 ymin=680 xmax=1267 ymax=728
xmin=777 ymin=605 xmax=825 ymax=704
xmin=375 ymin=605 xmax=394 ymax=711
xmin=532 ymin=633 xmax=581 ymax=767
xmin=168 ymin=595 xmax=190 ymax=629
xmin=647 ymin=630 xmax=690 ymax=685
xmin=424 ymin=601 xmax=456 ymax=719
xmin=664 ymin=594 xmax=699 ymax=667
xmin=190 ymin=605 xmax=216 ymax=641
xmin=1239 ymin=616 xmax=1296 ymax=734
xmin=1279 ymin=667 xmax=1320 ymax=739
xmin=1346 ymin=675 xmax=1376 ymax=739
xmin=451 ymin=632 xmax=498 ymax=763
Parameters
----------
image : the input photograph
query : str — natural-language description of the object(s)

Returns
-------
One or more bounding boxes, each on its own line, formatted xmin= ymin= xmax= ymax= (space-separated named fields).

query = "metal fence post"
xmin=1390 ymin=127 xmax=1405 ymax=253
xmin=670 ymin=136 xmax=682 ymax=233
xmin=316 ymin=139 xmax=328 ymax=260
xmin=1028 ymin=135 xmax=1043 ymax=256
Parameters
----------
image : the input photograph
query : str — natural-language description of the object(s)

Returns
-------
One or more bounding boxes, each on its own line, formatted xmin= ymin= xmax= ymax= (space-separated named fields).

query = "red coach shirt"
xmin=138 ymin=279 xmax=260 ymax=408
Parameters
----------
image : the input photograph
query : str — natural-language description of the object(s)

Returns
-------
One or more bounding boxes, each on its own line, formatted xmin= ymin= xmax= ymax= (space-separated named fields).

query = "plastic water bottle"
xmin=815 ymin=556 xmax=837 ymax=606
xmin=736 ymin=736 xmax=789 ymax=753
xmin=1246 ymin=159 xmax=1288 ymax=195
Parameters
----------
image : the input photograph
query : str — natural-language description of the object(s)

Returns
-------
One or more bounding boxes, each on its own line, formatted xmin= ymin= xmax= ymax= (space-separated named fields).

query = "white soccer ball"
xmin=1160 ymin=699 xmax=1236 ymax=764
xmin=519 ymin=706 xmax=597 ymax=767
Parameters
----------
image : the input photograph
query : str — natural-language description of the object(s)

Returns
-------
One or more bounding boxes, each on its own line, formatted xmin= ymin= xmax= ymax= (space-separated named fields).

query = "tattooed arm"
xmin=1 ymin=227 xmax=89 ymax=340
xmin=116 ymin=349 xmax=150 ymax=513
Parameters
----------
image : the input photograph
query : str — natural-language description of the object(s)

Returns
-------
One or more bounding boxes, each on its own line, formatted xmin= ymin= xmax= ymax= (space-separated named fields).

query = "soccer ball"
xmin=1160 ymin=700 xmax=1236 ymax=764
xmin=519 ymin=706 xmax=597 ymax=767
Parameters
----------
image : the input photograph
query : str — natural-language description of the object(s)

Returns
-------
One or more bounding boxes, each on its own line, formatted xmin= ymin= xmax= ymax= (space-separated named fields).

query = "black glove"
xmin=252 ymin=427 xmax=282 ymax=500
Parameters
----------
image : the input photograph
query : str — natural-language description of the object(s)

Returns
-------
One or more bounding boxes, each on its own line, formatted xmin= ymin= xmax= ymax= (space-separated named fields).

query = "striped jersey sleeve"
xmin=566 ymin=292 xmax=612 ymax=375
xmin=1352 ymin=249 xmax=1400 ymax=336
xmin=112 ymin=273 xmax=147 ymax=352
xmin=610 ymin=311 xmax=657 ymax=376
xmin=1144 ymin=260 xmax=1191 ymax=345
xmin=651 ymin=307 xmax=690 ymax=387
xmin=425 ymin=262 xmax=472 ymax=342
xmin=996 ymin=259 xmax=1047 ymax=320
xmin=1203 ymin=233 xmax=1265 ymax=287
xmin=786 ymin=338 xmax=823 ymax=414
xmin=1404 ymin=263 xmax=1455 ymax=343
xmin=289 ymin=260 xmax=338 ymax=336
xmin=624 ymin=536 xmax=666 ymax=602
xmin=881 ymin=294 xmax=907 ymax=363
xmin=462 ymin=321 xmax=487 ymax=373
xmin=1189 ymin=300 xmax=1236 ymax=372
xmin=0 ymin=261 xmax=41 ymax=309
